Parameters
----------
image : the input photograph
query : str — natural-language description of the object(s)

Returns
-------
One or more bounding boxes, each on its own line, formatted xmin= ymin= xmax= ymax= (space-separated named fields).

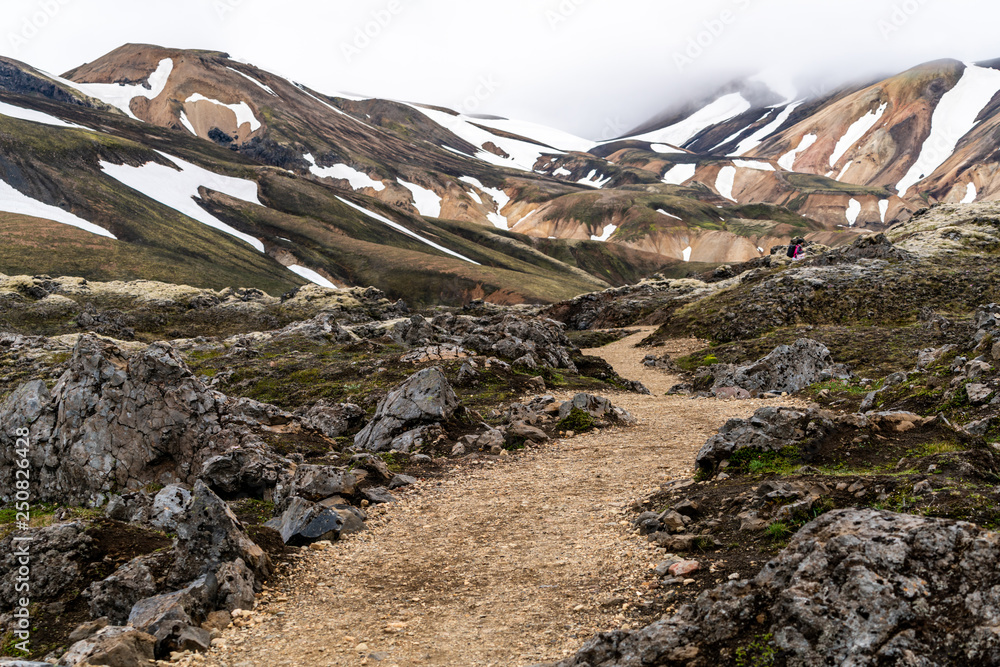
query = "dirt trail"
xmin=205 ymin=329 xmax=786 ymax=667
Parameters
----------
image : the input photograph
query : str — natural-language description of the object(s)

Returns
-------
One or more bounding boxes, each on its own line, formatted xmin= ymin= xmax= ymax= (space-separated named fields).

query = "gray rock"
xmin=556 ymin=393 xmax=636 ymax=425
xmin=967 ymin=383 xmax=993 ymax=404
xmin=964 ymin=416 xmax=996 ymax=436
xmin=362 ymin=486 xmax=397 ymax=504
xmin=67 ymin=617 xmax=109 ymax=643
xmin=57 ymin=626 xmax=155 ymax=667
xmin=354 ymin=367 xmax=460 ymax=452
xmin=264 ymin=497 xmax=344 ymax=545
xmin=334 ymin=508 xmax=369 ymax=535
xmin=917 ymin=345 xmax=957 ymax=369
xmin=545 ymin=509 xmax=1000 ymax=667
xmin=389 ymin=474 xmax=417 ymax=489
xmin=297 ymin=400 xmax=365 ymax=438
xmin=0 ymin=522 xmax=91 ymax=604
xmin=388 ymin=424 xmax=444 ymax=453
xmin=149 ymin=484 xmax=193 ymax=531
xmin=87 ymin=554 xmax=160 ymax=625
xmin=284 ymin=465 xmax=357 ymax=502
xmin=215 ymin=559 xmax=256 ymax=612
xmin=711 ymin=338 xmax=851 ymax=396
xmin=509 ymin=422 xmax=549 ymax=443
xmin=170 ymin=481 xmax=271 ymax=587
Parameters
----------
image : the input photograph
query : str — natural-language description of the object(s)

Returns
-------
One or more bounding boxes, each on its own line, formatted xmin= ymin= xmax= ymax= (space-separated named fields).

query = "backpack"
xmin=786 ymin=244 xmax=796 ymax=258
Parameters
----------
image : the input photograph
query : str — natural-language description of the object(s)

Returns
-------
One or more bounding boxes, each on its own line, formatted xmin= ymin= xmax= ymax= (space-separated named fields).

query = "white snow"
xmin=459 ymin=176 xmax=510 ymax=229
xmin=578 ymin=170 xmax=611 ymax=189
xmin=335 ymin=196 xmax=479 ymax=264
xmin=682 ymin=246 xmax=693 ymax=262
xmin=185 ymin=93 xmax=261 ymax=132
xmin=0 ymin=100 xmax=85 ymax=129
xmin=0 ymin=178 xmax=115 ymax=238
xmin=398 ymin=180 xmax=443 ymax=218
xmin=846 ymin=198 xmax=862 ymax=226
xmin=469 ymin=117 xmax=593 ymax=152
xmin=287 ymin=265 xmax=337 ymax=288
xmin=835 ymin=160 xmax=854 ymax=182
xmin=466 ymin=189 xmax=482 ymax=204
xmin=879 ymin=199 xmax=890 ymax=223
xmin=732 ymin=102 xmax=802 ymax=156
xmin=732 ymin=159 xmax=775 ymax=171
xmin=621 ymin=93 xmax=752 ymax=147
xmin=303 ymin=153 xmax=385 ymax=191
xmin=716 ymin=166 xmax=737 ymax=201
xmin=178 ymin=111 xmax=196 ymax=135
xmin=100 ymin=151 xmax=264 ymax=252
xmin=962 ymin=182 xmax=978 ymax=203
xmin=553 ymin=167 xmax=573 ymax=177
xmin=650 ymin=143 xmax=683 ymax=154
xmin=226 ymin=66 xmax=278 ymax=96
xmin=406 ymin=104 xmax=552 ymax=172
xmin=777 ymin=133 xmax=817 ymax=170
xmin=657 ymin=209 xmax=682 ymax=220
xmin=829 ymin=103 xmax=887 ymax=167
xmin=897 ymin=64 xmax=1000 ymax=196
xmin=64 ymin=59 xmax=173 ymax=120
xmin=662 ymin=163 xmax=697 ymax=185
xmin=590 ymin=224 xmax=617 ymax=242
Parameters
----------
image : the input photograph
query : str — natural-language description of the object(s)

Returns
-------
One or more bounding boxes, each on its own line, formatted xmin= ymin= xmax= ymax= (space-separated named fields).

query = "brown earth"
xmin=201 ymin=330 xmax=805 ymax=667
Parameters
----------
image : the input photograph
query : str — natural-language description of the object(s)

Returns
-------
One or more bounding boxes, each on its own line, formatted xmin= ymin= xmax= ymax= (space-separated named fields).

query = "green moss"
xmin=735 ymin=633 xmax=777 ymax=667
xmin=557 ymin=407 xmax=596 ymax=432
xmin=728 ymin=446 xmax=801 ymax=476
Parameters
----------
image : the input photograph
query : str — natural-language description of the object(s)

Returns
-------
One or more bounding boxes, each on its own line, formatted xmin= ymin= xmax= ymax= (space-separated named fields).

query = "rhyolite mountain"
xmin=1 ymin=44 xmax=999 ymax=303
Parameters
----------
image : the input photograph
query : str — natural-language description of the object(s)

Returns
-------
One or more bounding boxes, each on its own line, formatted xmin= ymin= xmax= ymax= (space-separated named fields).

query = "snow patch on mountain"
xmin=459 ymin=176 xmax=509 ymax=229
xmin=896 ymin=64 xmax=1000 ymax=196
xmin=287 ymin=265 xmax=337 ymax=288
xmin=0 ymin=178 xmax=116 ymax=239
xmin=623 ymin=93 xmax=752 ymax=147
xmin=335 ymin=196 xmax=479 ymax=264
xmin=0 ymin=100 xmax=86 ymax=129
xmin=662 ymin=163 xmax=696 ymax=186
xmin=732 ymin=159 xmax=775 ymax=171
xmin=64 ymin=58 xmax=173 ymax=120
xmin=408 ymin=104 xmax=552 ymax=172
xmin=836 ymin=160 xmax=853 ymax=182
xmin=578 ymin=170 xmax=611 ymax=189
xmin=879 ymin=199 xmax=889 ymax=223
xmin=100 ymin=152 xmax=264 ymax=251
xmin=650 ymin=143 xmax=682 ymax=154
xmin=829 ymin=102 xmax=887 ymax=167
xmin=304 ymin=154 xmax=385 ymax=191
xmin=179 ymin=111 xmax=196 ymax=135
xmin=226 ymin=66 xmax=278 ymax=97
xmin=185 ymin=93 xmax=261 ymax=132
xmin=716 ymin=166 xmax=737 ymax=201
xmin=846 ymin=198 xmax=861 ymax=226
xmin=469 ymin=117 xmax=592 ymax=152
xmin=682 ymin=246 xmax=693 ymax=262
xmin=398 ymin=180 xmax=443 ymax=217
xmin=590 ymin=224 xmax=617 ymax=242
xmin=778 ymin=133 xmax=817 ymax=170
xmin=657 ymin=209 xmax=682 ymax=220
xmin=733 ymin=101 xmax=802 ymax=156
xmin=962 ymin=182 xmax=978 ymax=203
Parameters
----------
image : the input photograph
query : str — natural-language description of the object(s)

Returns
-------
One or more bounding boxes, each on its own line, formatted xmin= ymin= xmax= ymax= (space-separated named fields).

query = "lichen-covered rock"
xmin=0 ymin=522 xmax=91 ymax=604
xmin=354 ymin=367 xmax=460 ymax=452
xmin=556 ymin=393 xmax=636 ymax=425
xmin=56 ymin=625 xmax=155 ymax=667
xmin=709 ymin=338 xmax=851 ymax=396
xmin=295 ymin=400 xmax=365 ymax=439
xmin=543 ymin=509 xmax=1000 ymax=667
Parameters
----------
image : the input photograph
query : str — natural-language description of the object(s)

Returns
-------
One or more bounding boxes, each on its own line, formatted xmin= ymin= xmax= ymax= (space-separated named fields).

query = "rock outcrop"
xmin=709 ymin=338 xmax=851 ymax=396
xmin=545 ymin=509 xmax=1000 ymax=667
xmin=354 ymin=367 xmax=460 ymax=452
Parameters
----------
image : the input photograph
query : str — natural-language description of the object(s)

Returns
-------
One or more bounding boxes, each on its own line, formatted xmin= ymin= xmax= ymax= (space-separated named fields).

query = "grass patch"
xmin=735 ymin=633 xmax=778 ymax=667
xmin=728 ymin=446 xmax=801 ymax=476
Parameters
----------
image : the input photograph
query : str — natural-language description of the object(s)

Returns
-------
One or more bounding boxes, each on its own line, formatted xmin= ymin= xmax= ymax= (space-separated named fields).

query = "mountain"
xmin=1 ymin=45 xmax=1000 ymax=301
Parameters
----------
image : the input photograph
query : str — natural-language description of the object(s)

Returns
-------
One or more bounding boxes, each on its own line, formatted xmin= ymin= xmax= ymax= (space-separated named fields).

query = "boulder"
xmin=169 ymin=481 xmax=271 ymax=587
xmin=710 ymin=338 xmax=851 ymax=396
xmin=695 ymin=407 xmax=847 ymax=473
xmin=354 ymin=367 xmax=460 ymax=452
xmin=556 ymin=393 xmax=636 ymax=425
xmin=296 ymin=400 xmax=365 ymax=439
xmin=87 ymin=554 xmax=160 ymax=625
xmin=264 ymin=497 xmax=344 ymax=545
xmin=282 ymin=465 xmax=357 ymax=502
xmin=0 ymin=522 xmax=91 ymax=604
xmin=57 ymin=626 xmax=155 ymax=667
xmin=149 ymin=484 xmax=193 ymax=531
xmin=215 ymin=558 xmax=256 ymax=611
xmin=362 ymin=486 xmax=397 ymax=504
xmin=545 ymin=509 xmax=1000 ymax=667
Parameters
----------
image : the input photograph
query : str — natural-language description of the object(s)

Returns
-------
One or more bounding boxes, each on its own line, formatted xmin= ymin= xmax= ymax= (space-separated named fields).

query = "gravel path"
xmin=202 ymin=330 xmax=786 ymax=667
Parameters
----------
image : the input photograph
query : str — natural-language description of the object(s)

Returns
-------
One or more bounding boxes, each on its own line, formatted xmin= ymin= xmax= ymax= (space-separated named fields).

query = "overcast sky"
xmin=1 ymin=0 xmax=996 ymax=138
